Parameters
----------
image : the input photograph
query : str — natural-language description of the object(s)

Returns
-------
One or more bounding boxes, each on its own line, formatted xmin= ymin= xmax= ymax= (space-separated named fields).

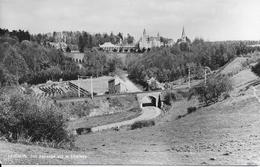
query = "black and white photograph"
xmin=0 ymin=0 xmax=260 ymax=165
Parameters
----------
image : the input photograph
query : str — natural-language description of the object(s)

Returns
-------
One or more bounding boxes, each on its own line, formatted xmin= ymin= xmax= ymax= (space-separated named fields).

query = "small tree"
xmin=188 ymin=75 xmax=233 ymax=106
xmin=66 ymin=46 xmax=71 ymax=52
xmin=163 ymin=91 xmax=176 ymax=105
xmin=252 ymin=61 xmax=260 ymax=77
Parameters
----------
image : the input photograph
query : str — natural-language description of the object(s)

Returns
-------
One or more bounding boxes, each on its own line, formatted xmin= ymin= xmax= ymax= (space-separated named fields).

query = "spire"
xmin=157 ymin=32 xmax=160 ymax=38
xmin=143 ymin=29 xmax=146 ymax=36
xmin=181 ymin=26 xmax=186 ymax=39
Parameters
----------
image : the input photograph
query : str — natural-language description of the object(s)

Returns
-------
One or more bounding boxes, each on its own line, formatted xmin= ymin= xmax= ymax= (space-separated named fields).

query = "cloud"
xmin=0 ymin=0 xmax=259 ymax=40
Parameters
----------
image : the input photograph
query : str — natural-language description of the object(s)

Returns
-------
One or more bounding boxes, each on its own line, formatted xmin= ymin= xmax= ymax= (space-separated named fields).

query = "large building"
xmin=138 ymin=29 xmax=163 ymax=49
xmin=99 ymin=42 xmax=137 ymax=52
xmin=98 ymin=29 xmax=174 ymax=52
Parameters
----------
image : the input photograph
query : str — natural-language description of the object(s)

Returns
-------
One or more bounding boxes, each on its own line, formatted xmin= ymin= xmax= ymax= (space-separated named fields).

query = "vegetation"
xmin=0 ymin=89 xmax=74 ymax=148
xmin=78 ymin=32 xmax=135 ymax=52
xmin=127 ymin=39 xmax=260 ymax=87
xmin=252 ymin=61 xmax=260 ymax=77
xmin=130 ymin=120 xmax=155 ymax=130
xmin=0 ymin=29 xmax=124 ymax=86
xmin=188 ymin=75 xmax=233 ymax=106
xmin=187 ymin=107 xmax=197 ymax=114
xmin=61 ymin=101 xmax=94 ymax=118
xmin=163 ymin=91 xmax=177 ymax=105
xmin=0 ymin=28 xmax=30 ymax=42
xmin=0 ymin=35 xmax=80 ymax=85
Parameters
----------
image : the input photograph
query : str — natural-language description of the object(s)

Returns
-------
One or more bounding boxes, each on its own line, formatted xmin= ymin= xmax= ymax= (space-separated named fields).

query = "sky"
xmin=0 ymin=0 xmax=260 ymax=41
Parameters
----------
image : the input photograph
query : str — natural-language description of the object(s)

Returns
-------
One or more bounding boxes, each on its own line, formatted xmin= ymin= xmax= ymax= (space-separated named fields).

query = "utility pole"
xmin=78 ymin=75 xmax=80 ymax=97
xmin=188 ymin=66 xmax=191 ymax=88
xmin=90 ymin=76 xmax=93 ymax=99
xmin=204 ymin=68 xmax=207 ymax=85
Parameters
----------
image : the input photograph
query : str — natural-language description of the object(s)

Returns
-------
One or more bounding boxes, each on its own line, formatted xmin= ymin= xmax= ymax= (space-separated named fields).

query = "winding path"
xmin=91 ymin=106 xmax=161 ymax=132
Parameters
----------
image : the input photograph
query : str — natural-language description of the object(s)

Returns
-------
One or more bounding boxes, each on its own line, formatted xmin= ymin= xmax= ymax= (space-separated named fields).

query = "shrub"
xmin=252 ymin=61 xmax=260 ymax=77
xmin=76 ymin=127 xmax=91 ymax=135
xmin=61 ymin=101 xmax=93 ymax=118
xmin=69 ymin=102 xmax=91 ymax=118
xmin=187 ymin=107 xmax=197 ymax=114
xmin=0 ymin=92 xmax=73 ymax=148
xmin=188 ymin=75 xmax=233 ymax=106
xmin=163 ymin=91 xmax=176 ymax=105
xmin=130 ymin=120 xmax=155 ymax=130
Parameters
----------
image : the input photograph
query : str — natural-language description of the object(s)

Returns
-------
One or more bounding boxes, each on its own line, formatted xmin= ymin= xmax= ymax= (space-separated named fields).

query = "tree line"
xmin=78 ymin=32 xmax=135 ymax=52
xmin=0 ymin=31 xmax=124 ymax=86
xmin=127 ymin=38 xmax=260 ymax=87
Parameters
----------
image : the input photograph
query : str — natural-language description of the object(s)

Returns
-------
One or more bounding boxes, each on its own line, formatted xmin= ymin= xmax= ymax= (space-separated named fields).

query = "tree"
xmin=252 ymin=61 xmax=260 ymax=77
xmin=126 ymin=33 xmax=134 ymax=44
xmin=66 ymin=46 xmax=71 ymax=52
xmin=2 ymin=46 xmax=29 ymax=79
xmin=0 ymin=64 xmax=17 ymax=86
xmin=83 ymin=49 xmax=108 ymax=76
xmin=188 ymin=75 xmax=233 ymax=106
xmin=78 ymin=35 xmax=85 ymax=53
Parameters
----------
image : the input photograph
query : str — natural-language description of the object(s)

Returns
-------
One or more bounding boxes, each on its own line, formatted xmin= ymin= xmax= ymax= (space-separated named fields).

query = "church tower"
xmin=143 ymin=29 xmax=146 ymax=37
xmin=181 ymin=26 xmax=186 ymax=40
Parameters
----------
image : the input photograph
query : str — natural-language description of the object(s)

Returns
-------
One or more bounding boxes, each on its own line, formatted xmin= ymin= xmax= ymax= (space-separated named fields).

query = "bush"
xmin=76 ymin=127 xmax=91 ymax=135
xmin=252 ymin=61 xmax=260 ymax=77
xmin=0 ymin=92 xmax=73 ymax=148
xmin=68 ymin=102 xmax=92 ymax=118
xmin=163 ymin=91 xmax=176 ymax=105
xmin=130 ymin=120 xmax=155 ymax=130
xmin=187 ymin=107 xmax=197 ymax=114
xmin=189 ymin=75 xmax=233 ymax=106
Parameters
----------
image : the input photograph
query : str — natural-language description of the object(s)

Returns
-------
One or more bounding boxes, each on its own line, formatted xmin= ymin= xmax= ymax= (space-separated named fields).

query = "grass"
xmin=68 ymin=107 xmax=142 ymax=130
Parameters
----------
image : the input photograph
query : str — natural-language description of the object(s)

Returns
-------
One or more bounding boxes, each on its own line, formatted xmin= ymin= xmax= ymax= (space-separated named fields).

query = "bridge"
xmin=136 ymin=91 xmax=162 ymax=108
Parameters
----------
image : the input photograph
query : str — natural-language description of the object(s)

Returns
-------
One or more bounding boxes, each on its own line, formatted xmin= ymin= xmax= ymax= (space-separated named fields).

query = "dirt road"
xmin=91 ymin=107 xmax=161 ymax=132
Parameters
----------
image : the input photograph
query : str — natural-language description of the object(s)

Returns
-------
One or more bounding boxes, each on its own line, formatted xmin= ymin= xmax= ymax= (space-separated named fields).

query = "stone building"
xmin=138 ymin=29 xmax=163 ymax=50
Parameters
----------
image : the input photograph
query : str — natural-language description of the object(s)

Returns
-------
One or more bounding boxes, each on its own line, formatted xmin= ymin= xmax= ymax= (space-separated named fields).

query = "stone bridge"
xmin=136 ymin=91 xmax=162 ymax=109
xmin=54 ymin=90 xmax=165 ymax=108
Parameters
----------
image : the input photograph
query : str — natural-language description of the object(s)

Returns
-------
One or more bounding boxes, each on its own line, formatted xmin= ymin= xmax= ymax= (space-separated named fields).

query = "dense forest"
xmin=0 ymin=29 xmax=123 ymax=86
xmin=0 ymin=36 xmax=79 ymax=85
xmin=127 ymin=38 xmax=260 ymax=87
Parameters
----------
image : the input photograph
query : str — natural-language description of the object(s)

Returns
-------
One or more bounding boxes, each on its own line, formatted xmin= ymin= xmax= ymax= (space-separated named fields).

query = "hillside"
xmin=1 ymin=67 xmax=260 ymax=165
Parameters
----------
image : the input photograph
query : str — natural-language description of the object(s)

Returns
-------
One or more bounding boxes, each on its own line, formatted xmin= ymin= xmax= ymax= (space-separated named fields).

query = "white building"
xmin=138 ymin=29 xmax=163 ymax=50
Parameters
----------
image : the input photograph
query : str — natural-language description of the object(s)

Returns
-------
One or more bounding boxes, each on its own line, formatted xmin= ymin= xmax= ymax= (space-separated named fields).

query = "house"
xmin=108 ymin=76 xmax=127 ymax=94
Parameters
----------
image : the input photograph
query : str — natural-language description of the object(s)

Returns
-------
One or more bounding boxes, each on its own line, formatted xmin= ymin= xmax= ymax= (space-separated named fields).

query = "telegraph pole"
xmin=78 ymin=75 xmax=80 ymax=97
xmin=90 ymin=76 xmax=93 ymax=99
xmin=188 ymin=66 xmax=191 ymax=88
xmin=204 ymin=68 xmax=207 ymax=85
